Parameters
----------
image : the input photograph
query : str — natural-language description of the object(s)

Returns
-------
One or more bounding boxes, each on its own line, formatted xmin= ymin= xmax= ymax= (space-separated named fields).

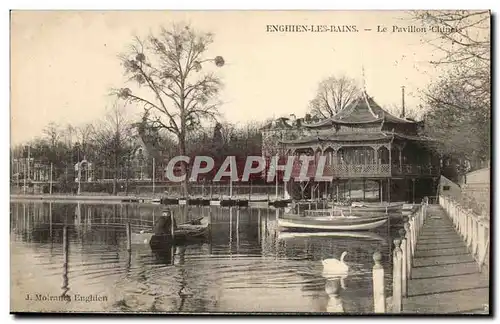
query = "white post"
xmin=152 ymin=158 xmax=155 ymax=196
xmin=392 ymin=239 xmax=402 ymax=313
xmin=230 ymin=180 xmax=233 ymax=198
xmin=23 ymin=162 xmax=27 ymax=194
xmin=372 ymin=251 xmax=386 ymax=313
xmin=472 ymin=218 xmax=478 ymax=258
xmin=399 ymin=229 xmax=408 ymax=297
xmin=27 ymin=146 xmax=31 ymax=180
xmin=17 ymin=160 xmax=20 ymax=189
xmin=404 ymin=221 xmax=412 ymax=279
xmin=49 ymin=162 xmax=53 ymax=195
xmin=275 ymin=175 xmax=278 ymax=200
xmin=77 ymin=162 xmax=81 ymax=195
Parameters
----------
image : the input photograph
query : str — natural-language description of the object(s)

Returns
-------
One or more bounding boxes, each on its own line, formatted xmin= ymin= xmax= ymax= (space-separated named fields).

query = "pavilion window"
xmin=378 ymin=147 xmax=390 ymax=164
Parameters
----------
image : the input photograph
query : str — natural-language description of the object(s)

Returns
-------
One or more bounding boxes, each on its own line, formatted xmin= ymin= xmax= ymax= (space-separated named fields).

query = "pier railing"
xmin=371 ymin=198 xmax=429 ymax=313
xmin=439 ymin=195 xmax=490 ymax=272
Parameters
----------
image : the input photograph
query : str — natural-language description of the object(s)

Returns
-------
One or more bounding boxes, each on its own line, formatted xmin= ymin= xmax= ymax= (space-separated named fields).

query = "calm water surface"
xmin=10 ymin=201 xmax=400 ymax=313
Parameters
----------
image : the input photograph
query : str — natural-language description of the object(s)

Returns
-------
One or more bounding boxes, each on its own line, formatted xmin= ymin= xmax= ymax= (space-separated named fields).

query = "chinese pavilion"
xmin=262 ymin=91 xmax=441 ymax=203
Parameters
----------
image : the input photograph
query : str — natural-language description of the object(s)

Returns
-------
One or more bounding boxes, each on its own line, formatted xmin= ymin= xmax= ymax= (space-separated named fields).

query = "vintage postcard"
xmin=10 ymin=10 xmax=491 ymax=315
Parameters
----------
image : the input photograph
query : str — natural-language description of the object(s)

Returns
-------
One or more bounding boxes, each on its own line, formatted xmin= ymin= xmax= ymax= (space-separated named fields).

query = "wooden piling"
xmin=392 ymin=239 xmax=403 ymax=313
xmin=62 ymin=225 xmax=69 ymax=293
xmin=372 ymin=251 xmax=385 ymax=313
xmin=126 ymin=222 xmax=132 ymax=252
xmin=63 ymin=226 xmax=69 ymax=263
xmin=170 ymin=213 xmax=175 ymax=240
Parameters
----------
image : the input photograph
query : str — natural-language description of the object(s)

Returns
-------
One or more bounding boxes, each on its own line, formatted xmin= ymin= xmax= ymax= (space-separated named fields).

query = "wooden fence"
xmin=371 ymin=198 xmax=429 ymax=313
xmin=439 ymin=195 xmax=490 ymax=272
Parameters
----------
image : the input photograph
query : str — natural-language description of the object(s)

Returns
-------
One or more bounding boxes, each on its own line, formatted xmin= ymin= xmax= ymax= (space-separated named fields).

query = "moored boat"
xmin=278 ymin=214 xmax=388 ymax=231
xmin=329 ymin=202 xmax=404 ymax=214
xmin=277 ymin=230 xmax=386 ymax=242
xmin=131 ymin=217 xmax=210 ymax=245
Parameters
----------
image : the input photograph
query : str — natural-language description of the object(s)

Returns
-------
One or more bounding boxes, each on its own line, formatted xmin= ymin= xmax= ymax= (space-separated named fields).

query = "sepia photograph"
xmin=9 ymin=9 xmax=491 ymax=315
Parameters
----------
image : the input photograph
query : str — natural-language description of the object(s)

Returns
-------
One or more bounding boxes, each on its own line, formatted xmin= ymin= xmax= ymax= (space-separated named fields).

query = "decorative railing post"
xmin=409 ymin=212 xmax=416 ymax=257
xmin=471 ymin=216 xmax=478 ymax=258
xmin=392 ymin=239 xmax=403 ymax=313
xmin=372 ymin=251 xmax=385 ymax=313
xmin=456 ymin=202 xmax=462 ymax=234
xmin=399 ymin=229 xmax=408 ymax=297
xmin=404 ymin=219 xmax=412 ymax=279
xmin=439 ymin=193 xmax=490 ymax=274
xmin=467 ymin=209 xmax=474 ymax=251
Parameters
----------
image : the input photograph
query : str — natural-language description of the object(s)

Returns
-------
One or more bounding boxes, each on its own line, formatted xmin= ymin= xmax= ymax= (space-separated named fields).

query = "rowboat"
xmin=131 ymin=217 xmax=210 ymax=245
xmin=277 ymin=231 xmax=386 ymax=242
xmin=278 ymin=214 xmax=388 ymax=231
xmin=329 ymin=202 xmax=404 ymax=214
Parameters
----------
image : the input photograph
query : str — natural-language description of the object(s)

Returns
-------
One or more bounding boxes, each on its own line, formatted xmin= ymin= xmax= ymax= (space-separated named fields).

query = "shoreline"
xmin=9 ymin=194 xmax=275 ymax=203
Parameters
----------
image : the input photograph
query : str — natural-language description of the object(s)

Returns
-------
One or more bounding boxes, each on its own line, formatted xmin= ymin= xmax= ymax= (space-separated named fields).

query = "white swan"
xmin=322 ymin=252 xmax=349 ymax=289
xmin=322 ymin=251 xmax=349 ymax=273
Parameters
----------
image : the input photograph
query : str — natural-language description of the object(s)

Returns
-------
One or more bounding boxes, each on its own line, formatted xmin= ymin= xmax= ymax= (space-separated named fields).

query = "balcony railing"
xmin=290 ymin=162 xmax=440 ymax=178
xmin=332 ymin=164 xmax=391 ymax=177
xmin=392 ymin=164 xmax=440 ymax=176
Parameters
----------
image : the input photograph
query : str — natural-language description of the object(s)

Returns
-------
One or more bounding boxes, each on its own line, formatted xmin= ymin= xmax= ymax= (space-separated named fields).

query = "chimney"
xmin=400 ymin=86 xmax=406 ymax=118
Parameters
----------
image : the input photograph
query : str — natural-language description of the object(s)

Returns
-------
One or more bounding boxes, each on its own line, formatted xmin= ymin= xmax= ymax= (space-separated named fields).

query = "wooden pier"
xmin=370 ymin=196 xmax=490 ymax=314
xmin=402 ymin=204 xmax=489 ymax=314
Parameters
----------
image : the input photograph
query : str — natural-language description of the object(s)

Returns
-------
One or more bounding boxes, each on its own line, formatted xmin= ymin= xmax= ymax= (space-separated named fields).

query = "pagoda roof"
xmin=303 ymin=91 xmax=414 ymax=127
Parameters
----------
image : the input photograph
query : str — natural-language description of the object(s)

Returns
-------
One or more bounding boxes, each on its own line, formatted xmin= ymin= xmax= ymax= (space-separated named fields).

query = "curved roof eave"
xmin=280 ymin=133 xmax=395 ymax=145
xmin=302 ymin=117 xmax=385 ymax=127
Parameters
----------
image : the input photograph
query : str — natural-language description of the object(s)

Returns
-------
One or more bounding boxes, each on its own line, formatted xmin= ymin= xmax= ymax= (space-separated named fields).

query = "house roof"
xmin=261 ymin=117 xmax=294 ymax=130
xmin=303 ymin=91 xmax=414 ymax=127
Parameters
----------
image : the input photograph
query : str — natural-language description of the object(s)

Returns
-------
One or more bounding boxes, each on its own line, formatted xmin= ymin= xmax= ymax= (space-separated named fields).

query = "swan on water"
xmin=322 ymin=251 xmax=349 ymax=275
xmin=322 ymin=252 xmax=349 ymax=289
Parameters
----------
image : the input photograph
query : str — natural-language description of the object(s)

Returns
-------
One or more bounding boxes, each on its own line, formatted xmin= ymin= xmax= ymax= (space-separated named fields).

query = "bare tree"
xmin=43 ymin=122 xmax=62 ymax=148
xmin=412 ymin=11 xmax=491 ymax=163
xmin=309 ymin=75 xmax=361 ymax=119
xmin=386 ymin=103 xmax=421 ymax=121
xmin=91 ymin=102 xmax=134 ymax=194
xmin=412 ymin=10 xmax=490 ymax=107
xmin=114 ymin=23 xmax=225 ymax=196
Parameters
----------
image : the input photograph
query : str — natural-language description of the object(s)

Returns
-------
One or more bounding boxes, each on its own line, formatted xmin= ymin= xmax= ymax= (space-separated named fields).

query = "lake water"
xmin=10 ymin=201 xmax=401 ymax=314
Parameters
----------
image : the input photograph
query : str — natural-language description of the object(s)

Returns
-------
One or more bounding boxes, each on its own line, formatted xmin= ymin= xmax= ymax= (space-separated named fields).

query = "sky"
xmin=11 ymin=10 xmax=446 ymax=145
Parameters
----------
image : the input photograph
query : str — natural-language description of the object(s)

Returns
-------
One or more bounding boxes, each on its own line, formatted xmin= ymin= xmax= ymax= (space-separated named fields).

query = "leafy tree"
xmin=114 ymin=23 xmax=225 ymax=195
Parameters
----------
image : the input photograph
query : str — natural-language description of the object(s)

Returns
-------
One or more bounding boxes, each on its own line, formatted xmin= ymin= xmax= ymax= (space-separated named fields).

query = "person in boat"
xmin=150 ymin=210 xmax=177 ymax=250
xmin=153 ymin=210 xmax=177 ymax=235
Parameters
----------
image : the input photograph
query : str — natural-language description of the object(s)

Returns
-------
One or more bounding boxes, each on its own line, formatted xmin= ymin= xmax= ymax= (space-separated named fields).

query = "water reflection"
xmin=10 ymin=201 xmax=395 ymax=313
xmin=325 ymin=279 xmax=344 ymax=313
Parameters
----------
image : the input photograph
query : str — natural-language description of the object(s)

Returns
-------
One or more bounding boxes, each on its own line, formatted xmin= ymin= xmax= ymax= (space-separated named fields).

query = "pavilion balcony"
xmin=290 ymin=162 xmax=440 ymax=179
xmin=391 ymin=164 xmax=440 ymax=177
xmin=332 ymin=164 xmax=391 ymax=177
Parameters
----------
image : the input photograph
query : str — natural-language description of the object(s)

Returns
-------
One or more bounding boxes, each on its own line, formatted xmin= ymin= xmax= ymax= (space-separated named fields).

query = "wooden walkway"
xmin=403 ymin=205 xmax=489 ymax=314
